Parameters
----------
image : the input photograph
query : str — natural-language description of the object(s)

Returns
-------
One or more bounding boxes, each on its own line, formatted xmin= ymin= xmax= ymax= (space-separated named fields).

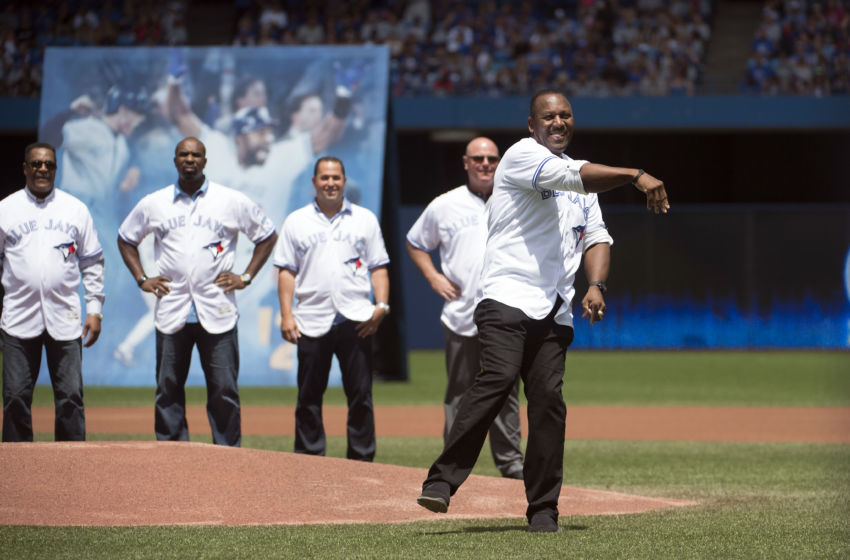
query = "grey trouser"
xmin=443 ymin=325 xmax=523 ymax=477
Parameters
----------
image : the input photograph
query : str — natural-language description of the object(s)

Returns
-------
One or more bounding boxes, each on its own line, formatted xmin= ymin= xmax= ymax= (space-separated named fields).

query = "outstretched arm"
xmin=166 ymin=80 xmax=202 ymax=138
xmin=309 ymin=86 xmax=353 ymax=154
xmin=580 ymin=164 xmax=669 ymax=214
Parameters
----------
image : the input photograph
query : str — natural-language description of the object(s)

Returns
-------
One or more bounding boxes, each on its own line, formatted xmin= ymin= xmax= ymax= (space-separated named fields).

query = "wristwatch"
xmin=631 ymin=169 xmax=645 ymax=185
xmin=240 ymin=273 xmax=252 ymax=285
xmin=136 ymin=275 xmax=148 ymax=287
xmin=589 ymin=281 xmax=607 ymax=294
xmin=376 ymin=301 xmax=390 ymax=314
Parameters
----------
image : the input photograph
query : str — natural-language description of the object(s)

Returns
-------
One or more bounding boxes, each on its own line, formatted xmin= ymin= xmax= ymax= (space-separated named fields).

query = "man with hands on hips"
xmin=117 ymin=136 xmax=277 ymax=447
xmin=274 ymin=156 xmax=389 ymax=462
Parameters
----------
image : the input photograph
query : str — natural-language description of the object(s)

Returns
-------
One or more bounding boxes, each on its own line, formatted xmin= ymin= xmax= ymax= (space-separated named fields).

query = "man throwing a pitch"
xmin=416 ymin=90 xmax=669 ymax=532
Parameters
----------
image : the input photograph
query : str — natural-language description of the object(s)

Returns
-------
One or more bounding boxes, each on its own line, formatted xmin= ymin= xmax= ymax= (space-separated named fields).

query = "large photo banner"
xmin=38 ymin=46 xmax=389 ymax=386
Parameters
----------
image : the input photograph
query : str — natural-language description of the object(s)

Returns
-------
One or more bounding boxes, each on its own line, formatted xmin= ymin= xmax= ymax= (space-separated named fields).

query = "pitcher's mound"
xmin=0 ymin=442 xmax=695 ymax=526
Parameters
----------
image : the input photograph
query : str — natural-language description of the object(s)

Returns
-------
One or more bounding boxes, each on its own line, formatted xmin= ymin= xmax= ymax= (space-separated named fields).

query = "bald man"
xmin=117 ymin=137 xmax=278 ymax=446
xmin=406 ymin=137 xmax=524 ymax=479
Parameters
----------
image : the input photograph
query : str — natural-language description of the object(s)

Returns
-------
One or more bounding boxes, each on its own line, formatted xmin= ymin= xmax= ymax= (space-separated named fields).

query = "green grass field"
xmin=5 ymin=350 xmax=850 ymax=559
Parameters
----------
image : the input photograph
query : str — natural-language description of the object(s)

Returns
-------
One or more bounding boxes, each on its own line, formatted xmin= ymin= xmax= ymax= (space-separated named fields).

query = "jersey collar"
xmin=173 ymin=178 xmax=210 ymax=202
xmin=311 ymin=197 xmax=352 ymax=222
xmin=24 ymin=185 xmax=56 ymax=204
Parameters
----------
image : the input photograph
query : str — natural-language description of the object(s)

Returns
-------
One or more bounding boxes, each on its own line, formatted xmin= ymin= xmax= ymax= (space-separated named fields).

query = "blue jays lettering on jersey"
xmin=273 ymin=198 xmax=390 ymax=338
xmin=118 ymin=180 xmax=276 ymax=335
xmin=406 ymin=185 xmax=489 ymax=337
xmin=482 ymin=137 xmax=589 ymax=321
xmin=0 ymin=187 xmax=104 ymax=340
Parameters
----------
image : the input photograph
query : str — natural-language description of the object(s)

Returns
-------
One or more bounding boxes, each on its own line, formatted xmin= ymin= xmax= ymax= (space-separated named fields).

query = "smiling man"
xmin=417 ymin=90 xmax=669 ymax=533
xmin=0 ymin=142 xmax=105 ymax=442
xmin=273 ymin=156 xmax=390 ymax=462
xmin=116 ymin=137 xmax=277 ymax=446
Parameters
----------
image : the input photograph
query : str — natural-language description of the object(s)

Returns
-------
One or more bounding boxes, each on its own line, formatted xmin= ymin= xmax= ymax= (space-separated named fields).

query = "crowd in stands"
xmin=745 ymin=0 xmax=850 ymax=95
xmin=1 ymin=0 xmax=187 ymax=97
xmin=233 ymin=0 xmax=714 ymax=97
xmin=5 ymin=0 xmax=847 ymax=98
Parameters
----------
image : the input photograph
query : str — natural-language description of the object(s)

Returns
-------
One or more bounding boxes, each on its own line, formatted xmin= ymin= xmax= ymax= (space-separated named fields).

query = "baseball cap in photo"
xmin=232 ymin=106 xmax=276 ymax=135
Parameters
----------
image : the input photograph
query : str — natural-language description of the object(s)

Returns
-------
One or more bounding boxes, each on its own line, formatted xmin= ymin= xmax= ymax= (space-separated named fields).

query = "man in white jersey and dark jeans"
xmin=417 ymin=90 xmax=669 ymax=533
xmin=406 ymin=137 xmax=524 ymax=480
xmin=274 ymin=156 xmax=389 ymax=462
xmin=0 ymin=142 xmax=105 ymax=441
xmin=117 ymin=137 xmax=277 ymax=447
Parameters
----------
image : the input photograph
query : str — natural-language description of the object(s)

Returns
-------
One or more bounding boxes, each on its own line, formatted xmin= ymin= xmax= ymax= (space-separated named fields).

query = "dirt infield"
xmin=31 ymin=404 xmax=850 ymax=443
xmin=0 ymin=441 xmax=696 ymax=527
xmin=5 ymin=404 xmax=847 ymax=527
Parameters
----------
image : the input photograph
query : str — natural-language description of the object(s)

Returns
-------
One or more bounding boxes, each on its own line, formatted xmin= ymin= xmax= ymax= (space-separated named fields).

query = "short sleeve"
xmin=406 ymin=201 xmax=440 ymax=252
xmin=75 ymin=205 xmax=103 ymax=259
xmin=364 ymin=212 xmax=390 ymax=269
xmin=234 ymin=190 xmax=276 ymax=244
xmin=272 ymin=217 xmax=299 ymax=272
xmin=118 ymin=195 xmax=152 ymax=246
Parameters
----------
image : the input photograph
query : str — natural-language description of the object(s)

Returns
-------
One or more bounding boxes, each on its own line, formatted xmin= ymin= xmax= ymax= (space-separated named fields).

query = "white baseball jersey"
xmin=406 ymin=185 xmax=486 ymax=337
xmin=273 ymin=199 xmax=390 ymax=338
xmin=118 ymin=179 xmax=276 ymax=335
xmin=480 ymin=137 xmax=589 ymax=323
xmin=0 ymin=187 xmax=105 ymax=340
xmin=553 ymin=192 xmax=614 ymax=327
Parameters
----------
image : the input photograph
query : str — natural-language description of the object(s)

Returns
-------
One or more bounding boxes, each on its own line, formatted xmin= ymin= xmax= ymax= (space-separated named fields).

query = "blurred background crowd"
xmin=1 ymin=0 xmax=848 ymax=98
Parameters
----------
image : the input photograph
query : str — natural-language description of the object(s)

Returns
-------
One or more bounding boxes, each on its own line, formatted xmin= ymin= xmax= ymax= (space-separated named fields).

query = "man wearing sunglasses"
xmin=406 ymin=137 xmax=524 ymax=480
xmin=0 ymin=142 xmax=105 ymax=441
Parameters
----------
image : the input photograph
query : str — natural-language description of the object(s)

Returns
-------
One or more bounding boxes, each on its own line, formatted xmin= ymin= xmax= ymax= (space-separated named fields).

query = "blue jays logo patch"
xmin=572 ymin=224 xmax=585 ymax=244
xmin=344 ymin=256 xmax=366 ymax=276
xmin=204 ymin=240 xmax=225 ymax=261
xmin=55 ymin=241 xmax=76 ymax=260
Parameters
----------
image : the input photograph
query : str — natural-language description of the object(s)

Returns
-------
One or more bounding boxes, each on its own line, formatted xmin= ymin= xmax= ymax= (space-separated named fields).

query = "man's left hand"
xmin=355 ymin=306 xmax=387 ymax=338
xmin=82 ymin=314 xmax=102 ymax=347
xmin=215 ymin=272 xmax=248 ymax=293
xmin=581 ymin=290 xmax=606 ymax=326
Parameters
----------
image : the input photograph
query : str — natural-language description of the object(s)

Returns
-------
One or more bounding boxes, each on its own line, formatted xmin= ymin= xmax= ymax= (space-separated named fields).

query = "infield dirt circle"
xmin=0 ymin=404 xmax=847 ymax=527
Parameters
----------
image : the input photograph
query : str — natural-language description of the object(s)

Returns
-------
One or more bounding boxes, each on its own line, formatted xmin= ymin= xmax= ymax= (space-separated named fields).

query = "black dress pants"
xmin=422 ymin=297 xmax=573 ymax=522
xmin=295 ymin=319 xmax=376 ymax=461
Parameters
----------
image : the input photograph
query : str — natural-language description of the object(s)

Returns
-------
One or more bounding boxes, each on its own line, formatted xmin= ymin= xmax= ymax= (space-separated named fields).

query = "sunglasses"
xmin=467 ymin=155 xmax=500 ymax=163
xmin=27 ymin=160 xmax=57 ymax=170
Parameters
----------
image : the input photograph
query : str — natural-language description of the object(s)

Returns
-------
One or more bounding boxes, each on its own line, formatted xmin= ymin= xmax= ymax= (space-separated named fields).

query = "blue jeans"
xmin=154 ymin=324 xmax=241 ymax=446
xmin=2 ymin=329 xmax=85 ymax=442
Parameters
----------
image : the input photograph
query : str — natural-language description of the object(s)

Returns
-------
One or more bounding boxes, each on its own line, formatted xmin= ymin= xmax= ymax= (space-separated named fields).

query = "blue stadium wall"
xmin=4 ymin=96 xmax=850 ymax=131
